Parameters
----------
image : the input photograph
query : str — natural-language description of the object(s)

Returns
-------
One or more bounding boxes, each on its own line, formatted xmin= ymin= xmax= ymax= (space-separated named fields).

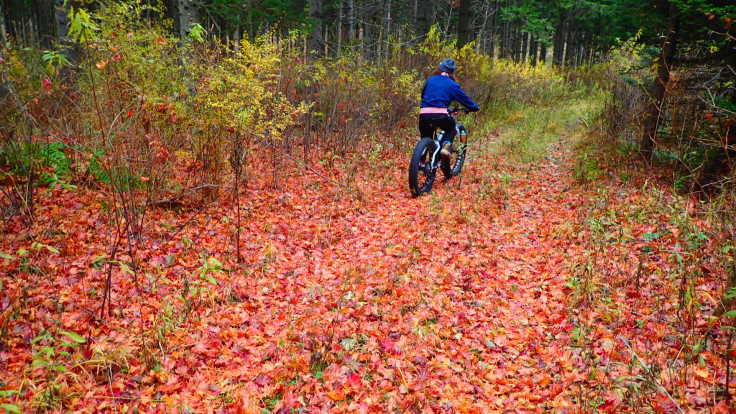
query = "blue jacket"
xmin=420 ymin=74 xmax=480 ymax=112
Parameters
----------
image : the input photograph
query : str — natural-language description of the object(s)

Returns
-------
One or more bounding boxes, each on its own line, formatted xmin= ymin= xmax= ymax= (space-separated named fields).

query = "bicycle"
xmin=408 ymin=107 xmax=469 ymax=197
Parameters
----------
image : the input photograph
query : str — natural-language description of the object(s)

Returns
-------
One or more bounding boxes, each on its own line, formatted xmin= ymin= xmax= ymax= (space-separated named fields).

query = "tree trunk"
xmin=588 ymin=42 xmax=595 ymax=65
xmin=233 ymin=25 xmax=241 ymax=50
xmin=176 ymin=0 xmax=199 ymax=39
xmin=417 ymin=0 xmax=433 ymax=35
xmin=530 ymin=36 xmax=538 ymax=66
xmin=476 ymin=0 xmax=491 ymax=53
xmin=358 ymin=23 xmax=364 ymax=59
xmin=346 ymin=0 xmax=355 ymax=42
xmin=0 ymin=1 xmax=7 ymax=44
xmin=553 ymin=24 xmax=564 ymax=65
xmin=337 ymin=0 xmax=343 ymax=56
xmin=323 ymin=24 xmax=328 ymax=56
xmin=577 ymin=34 xmax=586 ymax=66
xmin=247 ymin=0 xmax=254 ymax=39
xmin=0 ymin=43 xmax=8 ymax=106
xmin=383 ymin=0 xmax=392 ymax=60
xmin=540 ymin=42 xmax=547 ymax=64
xmin=500 ymin=0 xmax=509 ymax=58
xmin=520 ymin=31 xmax=528 ymax=62
xmin=308 ymin=0 xmax=323 ymax=55
xmin=33 ymin=0 xmax=56 ymax=49
xmin=457 ymin=0 xmax=472 ymax=47
xmin=565 ymin=30 xmax=576 ymax=67
xmin=573 ymin=31 xmax=582 ymax=66
xmin=641 ymin=1 xmax=678 ymax=159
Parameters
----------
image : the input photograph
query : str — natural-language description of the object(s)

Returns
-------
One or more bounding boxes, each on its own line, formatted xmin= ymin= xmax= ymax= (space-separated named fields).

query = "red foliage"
xmin=0 ymin=139 xmax=733 ymax=412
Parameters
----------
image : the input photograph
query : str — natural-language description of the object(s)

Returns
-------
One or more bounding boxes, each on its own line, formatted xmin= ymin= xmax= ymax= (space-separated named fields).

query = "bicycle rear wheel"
xmin=408 ymin=138 xmax=437 ymax=197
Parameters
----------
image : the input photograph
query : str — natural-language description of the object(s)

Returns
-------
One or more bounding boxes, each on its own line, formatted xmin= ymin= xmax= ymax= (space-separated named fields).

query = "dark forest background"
xmin=2 ymin=0 xmax=734 ymax=67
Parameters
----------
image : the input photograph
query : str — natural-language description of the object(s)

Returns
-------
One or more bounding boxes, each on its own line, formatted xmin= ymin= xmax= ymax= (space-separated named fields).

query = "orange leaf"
xmin=327 ymin=389 xmax=346 ymax=401
xmin=693 ymin=366 xmax=712 ymax=382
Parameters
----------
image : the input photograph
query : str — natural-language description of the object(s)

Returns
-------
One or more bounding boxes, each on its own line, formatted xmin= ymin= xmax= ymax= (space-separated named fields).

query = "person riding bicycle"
xmin=419 ymin=58 xmax=480 ymax=156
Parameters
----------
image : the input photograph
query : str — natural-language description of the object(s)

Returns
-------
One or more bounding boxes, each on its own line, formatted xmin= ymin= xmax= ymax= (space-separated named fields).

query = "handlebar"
xmin=447 ymin=106 xmax=471 ymax=115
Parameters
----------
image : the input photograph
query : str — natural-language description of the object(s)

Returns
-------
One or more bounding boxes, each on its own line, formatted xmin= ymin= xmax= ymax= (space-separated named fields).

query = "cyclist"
xmin=419 ymin=58 xmax=480 ymax=156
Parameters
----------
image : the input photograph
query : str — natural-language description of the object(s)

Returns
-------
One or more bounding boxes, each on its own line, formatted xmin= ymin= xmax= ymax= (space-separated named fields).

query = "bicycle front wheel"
xmin=441 ymin=133 xmax=468 ymax=179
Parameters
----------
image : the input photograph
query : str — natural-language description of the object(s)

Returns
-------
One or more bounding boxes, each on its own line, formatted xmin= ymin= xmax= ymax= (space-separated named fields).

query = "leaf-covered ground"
xmin=1 ymin=126 xmax=733 ymax=412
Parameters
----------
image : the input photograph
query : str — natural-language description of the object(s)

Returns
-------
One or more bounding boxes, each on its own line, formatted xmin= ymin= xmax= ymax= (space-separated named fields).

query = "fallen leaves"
xmin=1 ymin=132 xmax=733 ymax=413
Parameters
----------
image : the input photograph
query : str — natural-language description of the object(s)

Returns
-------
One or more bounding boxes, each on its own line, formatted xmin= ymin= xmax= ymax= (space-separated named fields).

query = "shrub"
xmin=601 ymin=37 xmax=736 ymax=193
xmin=0 ymin=1 xmax=593 ymax=211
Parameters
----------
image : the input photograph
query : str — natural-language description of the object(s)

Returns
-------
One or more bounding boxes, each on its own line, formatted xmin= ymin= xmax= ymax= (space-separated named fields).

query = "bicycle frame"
xmin=426 ymin=115 xmax=465 ymax=170
xmin=426 ymin=132 xmax=444 ymax=170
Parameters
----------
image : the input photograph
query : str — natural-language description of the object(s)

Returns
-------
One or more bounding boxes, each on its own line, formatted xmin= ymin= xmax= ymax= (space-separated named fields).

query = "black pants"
xmin=418 ymin=114 xmax=456 ymax=142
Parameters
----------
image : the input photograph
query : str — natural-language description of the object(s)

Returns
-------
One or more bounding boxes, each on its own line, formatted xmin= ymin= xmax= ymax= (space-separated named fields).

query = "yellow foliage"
xmin=192 ymin=36 xmax=307 ymax=141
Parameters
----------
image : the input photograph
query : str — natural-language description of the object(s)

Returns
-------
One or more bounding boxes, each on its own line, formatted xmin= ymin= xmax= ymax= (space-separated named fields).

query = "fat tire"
xmin=441 ymin=143 xmax=467 ymax=179
xmin=451 ymin=143 xmax=467 ymax=177
xmin=440 ymin=154 xmax=453 ymax=179
xmin=408 ymin=138 xmax=436 ymax=197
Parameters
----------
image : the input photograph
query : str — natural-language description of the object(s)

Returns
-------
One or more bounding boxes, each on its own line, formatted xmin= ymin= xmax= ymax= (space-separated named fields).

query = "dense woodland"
xmin=4 ymin=0 xmax=734 ymax=64
xmin=1 ymin=0 xmax=736 ymax=412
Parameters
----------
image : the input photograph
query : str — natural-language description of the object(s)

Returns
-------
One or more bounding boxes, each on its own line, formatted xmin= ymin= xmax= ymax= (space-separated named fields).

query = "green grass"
xmin=484 ymin=87 xmax=607 ymax=164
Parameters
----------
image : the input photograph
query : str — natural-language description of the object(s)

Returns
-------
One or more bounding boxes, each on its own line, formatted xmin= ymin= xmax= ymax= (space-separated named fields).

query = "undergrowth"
xmin=566 ymin=125 xmax=736 ymax=412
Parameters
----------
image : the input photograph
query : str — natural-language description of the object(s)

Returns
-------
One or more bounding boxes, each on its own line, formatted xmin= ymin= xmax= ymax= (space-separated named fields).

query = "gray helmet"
xmin=438 ymin=58 xmax=457 ymax=74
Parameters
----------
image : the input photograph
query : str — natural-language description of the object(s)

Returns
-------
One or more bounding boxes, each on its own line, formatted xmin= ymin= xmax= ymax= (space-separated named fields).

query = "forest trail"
xmin=1 ymin=127 xmax=595 ymax=411
xmin=173 ymin=132 xmax=591 ymax=411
